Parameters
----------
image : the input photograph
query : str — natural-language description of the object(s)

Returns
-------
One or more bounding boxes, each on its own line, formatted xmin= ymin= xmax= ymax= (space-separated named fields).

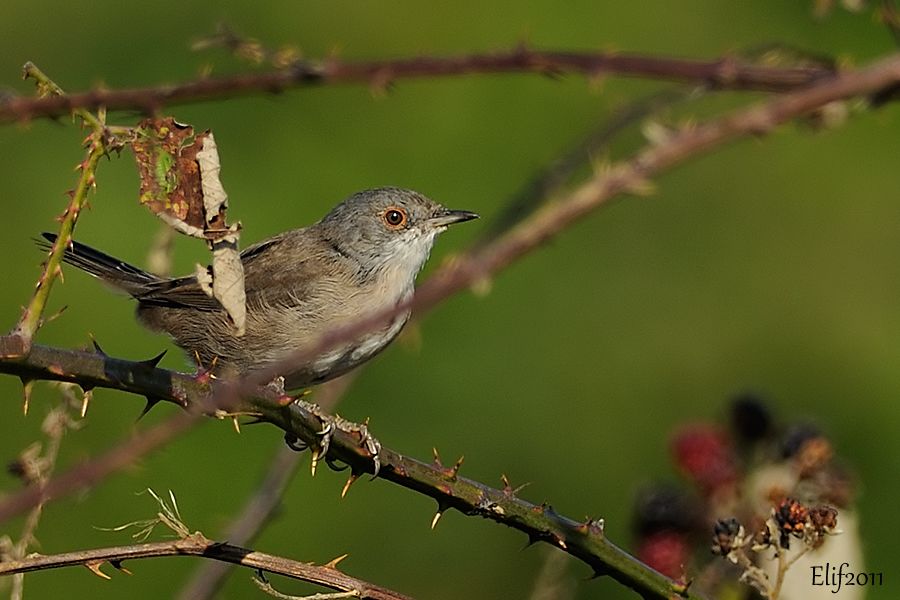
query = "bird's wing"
xmin=136 ymin=232 xmax=336 ymax=311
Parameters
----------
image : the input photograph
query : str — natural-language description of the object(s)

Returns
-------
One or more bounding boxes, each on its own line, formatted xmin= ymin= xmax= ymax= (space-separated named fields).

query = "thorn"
xmin=431 ymin=447 xmax=443 ymax=468
xmin=139 ymin=350 xmax=167 ymax=368
xmin=524 ymin=533 xmax=541 ymax=548
xmin=138 ymin=396 xmax=162 ymax=420
xmin=323 ymin=553 xmax=348 ymax=570
xmin=109 ymin=560 xmax=132 ymax=575
xmin=80 ymin=388 xmax=93 ymax=418
xmin=431 ymin=510 xmax=443 ymax=530
xmin=310 ymin=447 xmax=320 ymax=477
xmin=84 ymin=560 xmax=111 ymax=580
xmin=340 ymin=471 xmax=361 ymax=498
xmin=500 ymin=474 xmax=530 ymax=497
xmin=448 ymin=455 xmax=464 ymax=478
xmin=231 ymin=416 xmax=241 ymax=434
xmin=20 ymin=378 xmax=35 ymax=415
xmin=43 ymin=304 xmax=68 ymax=324
xmin=89 ymin=334 xmax=107 ymax=356
xmin=431 ymin=501 xmax=450 ymax=530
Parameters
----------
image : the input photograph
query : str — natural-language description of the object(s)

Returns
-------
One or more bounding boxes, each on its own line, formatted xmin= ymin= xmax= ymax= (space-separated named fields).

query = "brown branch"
xmin=0 ymin=533 xmax=412 ymax=600
xmin=474 ymin=87 xmax=692 ymax=245
xmin=0 ymin=47 xmax=836 ymax=124
xmin=3 ymin=63 xmax=126 ymax=356
xmin=3 ymin=50 xmax=900 ymax=600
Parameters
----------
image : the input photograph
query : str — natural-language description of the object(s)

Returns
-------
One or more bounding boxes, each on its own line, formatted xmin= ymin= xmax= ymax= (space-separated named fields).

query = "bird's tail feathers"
xmin=37 ymin=232 xmax=160 ymax=296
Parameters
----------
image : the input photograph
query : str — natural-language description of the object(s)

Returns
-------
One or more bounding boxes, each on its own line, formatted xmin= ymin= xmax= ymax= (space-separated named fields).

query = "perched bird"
xmin=42 ymin=187 xmax=477 ymax=388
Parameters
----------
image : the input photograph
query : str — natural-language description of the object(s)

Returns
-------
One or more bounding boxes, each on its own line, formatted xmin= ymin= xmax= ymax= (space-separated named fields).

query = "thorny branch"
xmin=0 ymin=46 xmax=837 ymax=124
xmin=0 ymin=534 xmax=411 ymax=600
xmin=5 ymin=64 xmax=112 ymax=356
xmin=3 ymin=51 xmax=900 ymax=598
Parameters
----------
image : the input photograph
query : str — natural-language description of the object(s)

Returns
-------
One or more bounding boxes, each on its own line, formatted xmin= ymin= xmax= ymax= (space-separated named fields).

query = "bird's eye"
xmin=383 ymin=207 xmax=408 ymax=229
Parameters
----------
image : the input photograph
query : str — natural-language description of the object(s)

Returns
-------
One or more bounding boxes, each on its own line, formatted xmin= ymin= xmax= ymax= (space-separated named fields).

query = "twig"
xmin=253 ymin=576 xmax=361 ymax=600
xmin=0 ymin=533 xmax=411 ymax=600
xmin=2 ymin=388 xmax=80 ymax=600
xmin=19 ymin=62 xmax=104 ymax=130
xmin=475 ymin=87 xmax=691 ymax=245
xmin=0 ymin=47 xmax=836 ymax=124
xmin=2 ymin=64 xmax=110 ymax=357
xmin=0 ymin=404 xmax=201 ymax=524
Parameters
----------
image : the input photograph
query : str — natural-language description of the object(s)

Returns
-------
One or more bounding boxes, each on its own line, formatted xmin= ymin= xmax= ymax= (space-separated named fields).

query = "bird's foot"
xmin=285 ymin=398 xmax=382 ymax=477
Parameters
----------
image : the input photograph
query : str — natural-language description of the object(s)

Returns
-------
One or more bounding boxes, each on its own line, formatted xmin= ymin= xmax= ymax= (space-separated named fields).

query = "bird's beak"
xmin=429 ymin=208 xmax=480 ymax=228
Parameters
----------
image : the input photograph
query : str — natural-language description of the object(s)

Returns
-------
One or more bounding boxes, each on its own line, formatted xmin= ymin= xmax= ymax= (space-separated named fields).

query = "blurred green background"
xmin=1 ymin=1 xmax=898 ymax=598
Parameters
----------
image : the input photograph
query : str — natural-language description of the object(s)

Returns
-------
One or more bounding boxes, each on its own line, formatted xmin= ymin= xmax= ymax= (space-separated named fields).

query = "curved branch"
xmin=0 ymin=47 xmax=835 ymax=123
xmin=0 ymin=533 xmax=412 ymax=600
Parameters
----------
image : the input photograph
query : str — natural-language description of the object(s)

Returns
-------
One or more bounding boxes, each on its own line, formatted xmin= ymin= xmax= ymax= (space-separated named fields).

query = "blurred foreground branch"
xmin=0 ymin=46 xmax=835 ymax=124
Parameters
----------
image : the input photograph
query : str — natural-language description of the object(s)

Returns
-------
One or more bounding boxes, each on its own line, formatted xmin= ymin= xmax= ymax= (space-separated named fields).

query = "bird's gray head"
xmin=318 ymin=187 xmax=478 ymax=277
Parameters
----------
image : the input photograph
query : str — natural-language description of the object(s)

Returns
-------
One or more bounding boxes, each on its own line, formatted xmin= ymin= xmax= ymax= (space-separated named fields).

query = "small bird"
xmin=43 ymin=188 xmax=477 ymax=388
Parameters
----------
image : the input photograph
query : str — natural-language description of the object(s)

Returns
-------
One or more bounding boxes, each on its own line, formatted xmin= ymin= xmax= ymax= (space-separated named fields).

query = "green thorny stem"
xmin=7 ymin=63 xmax=118 ymax=354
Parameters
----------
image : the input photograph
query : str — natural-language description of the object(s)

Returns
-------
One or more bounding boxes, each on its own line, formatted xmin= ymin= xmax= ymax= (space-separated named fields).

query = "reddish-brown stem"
xmin=0 ymin=47 xmax=835 ymax=123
